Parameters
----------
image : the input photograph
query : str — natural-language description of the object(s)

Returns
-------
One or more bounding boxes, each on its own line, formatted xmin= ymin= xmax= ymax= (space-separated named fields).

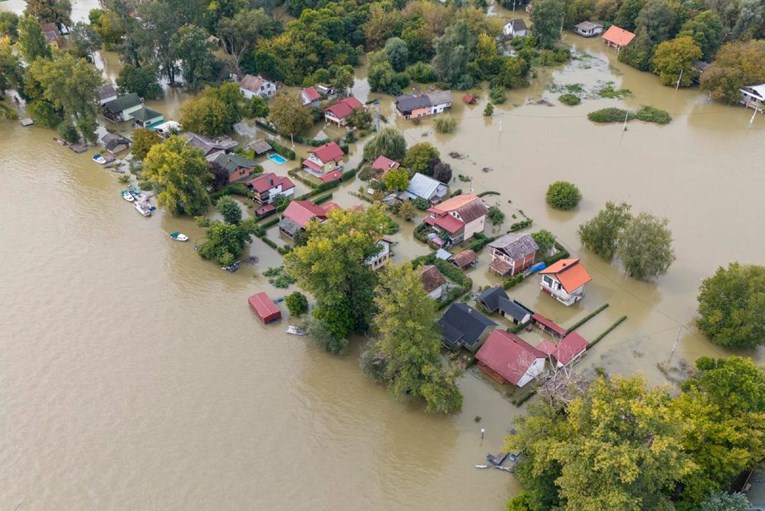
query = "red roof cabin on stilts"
xmin=248 ymin=292 xmax=282 ymax=324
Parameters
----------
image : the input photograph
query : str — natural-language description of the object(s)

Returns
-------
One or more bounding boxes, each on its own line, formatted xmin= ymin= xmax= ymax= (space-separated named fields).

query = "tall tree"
xmin=0 ymin=38 xmax=22 ymax=97
xmin=679 ymin=10 xmax=723 ymax=62
xmin=617 ymin=212 xmax=675 ymax=281
xmin=216 ymin=196 xmax=242 ymax=225
xmin=17 ymin=14 xmax=51 ymax=62
xmin=142 ymin=135 xmax=211 ymax=216
xmin=384 ymin=37 xmax=409 ymax=72
xmin=577 ymin=202 xmax=632 ymax=260
xmin=135 ymin=1 xmax=181 ymax=85
xmin=197 ymin=220 xmax=253 ymax=266
xmin=171 ymin=24 xmax=215 ymax=92
xmin=615 ymin=0 xmax=645 ymax=31
xmin=116 ymin=65 xmax=163 ymax=100
xmin=403 ymin=142 xmax=439 ymax=175
xmin=363 ymin=126 xmax=407 ymax=162
xmin=25 ymin=0 xmax=71 ymax=29
xmin=701 ymin=41 xmax=765 ymax=104
xmin=432 ymin=19 xmax=473 ymax=86
xmin=531 ymin=0 xmax=565 ymax=48
xmin=131 ymin=128 xmax=162 ymax=160
xmin=0 ymin=12 xmax=20 ymax=41
xmin=651 ymin=36 xmax=702 ymax=87
xmin=67 ymin=21 xmax=101 ymax=61
xmin=88 ymin=8 xmax=126 ymax=48
xmin=217 ymin=8 xmax=274 ymax=74
xmin=268 ymin=92 xmax=313 ymax=137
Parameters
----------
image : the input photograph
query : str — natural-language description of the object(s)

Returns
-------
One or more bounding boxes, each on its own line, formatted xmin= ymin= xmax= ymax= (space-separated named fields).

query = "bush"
xmin=634 ymin=106 xmax=672 ymax=125
xmin=313 ymin=192 xmax=333 ymax=204
xmin=546 ymin=181 xmax=582 ymax=211
xmin=489 ymin=87 xmax=507 ymax=104
xmin=487 ymin=205 xmax=505 ymax=226
xmin=57 ymin=122 xmax=80 ymax=144
xmin=484 ymin=103 xmax=494 ymax=117
xmin=559 ymin=93 xmax=581 ymax=106
xmin=510 ymin=218 xmax=533 ymax=231
xmin=434 ymin=115 xmax=457 ymax=134
xmin=306 ymin=315 xmax=348 ymax=355
xmin=450 ymin=188 xmax=463 ymax=198
xmin=414 ymin=197 xmax=430 ymax=210
xmin=285 ymin=291 xmax=309 ymax=317
xmin=341 ymin=167 xmax=357 ymax=182
xmin=406 ymin=62 xmax=437 ymax=83
xmin=588 ymin=108 xmax=633 ymax=123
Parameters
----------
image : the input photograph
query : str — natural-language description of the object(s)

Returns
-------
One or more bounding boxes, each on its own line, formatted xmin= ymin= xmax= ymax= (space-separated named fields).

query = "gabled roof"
xmin=742 ymin=84 xmax=765 ymax=100
xmin=429 ymin=194 xmax=483 ymax=216
xmin=101 ymin=132 xmax=130 ymax=151
xmin=575 ymin=21 xmax=603 ymax=31
xmin=405 ymin=173 xmax=443 ymax=200
xmin=371 ymin=155 xmax=400 ymax=173
xmin=247 ymin=173 xmax=294 ymax=193
xmin=248 ymin=292 xmax=281 ymax=323
xmin=131 ymin=106 xmax=163 ymax=122
xmin=302 ymin=86 xmax=321 ymax=103
xmin=214 ymin=153 xmax=257 ymax=175
xmin=506 ymin=18 xmax=527 ymax=32
xmin=325 ymin=96 xmax=364 ymax=120
xmin=99 ymin=84 xmax=118 ymax=101
xmin=556 ymin=332 xmax=588 ymax=365
xmin=248 ymin=139 xmax=272 ymax=155
xmin=531 ymin=313 xmax=566 ymax=337
xmin=477 ymin=286 xmax=509 ymax=313
xmin=537 ymin=340 xmax=558 ymax=357
xmin=239 ymin=74 xmax=271 ymax=92
xmin=282 ymin=200 xmax=328 ymax=229
xmin=540 ymin=258 xmax=592 ymax=293
xmin=498 ymin=297 xmax=533 ymax=322
xmin=602 ymin=25 xmax=636 ymax=47
xmin=425 ymin=90 xmax=452 ymax=106
xmin=104 ymin=93 xmax=142 ymax=114
xmin=185 ymin=132 xmax=237 ymax=156
xmin=489 ymin=233 xmax=539 ymax=259
xmin=396 ymin=94 xmax=431 ymax=112
xmin=419 ymin=265 xmax=446 ymax=293
xmin=475 ymin=330 xmax=546 ymax=386
xmin=450 ymin=249 xmax=477 ymax=268
xmin=309 ymin=141 xmax=345 ymax=164
xmin=426 ymin=214 xmax=464 ymax=234
xmin=437 ymin=302 xmax=497 ymax=349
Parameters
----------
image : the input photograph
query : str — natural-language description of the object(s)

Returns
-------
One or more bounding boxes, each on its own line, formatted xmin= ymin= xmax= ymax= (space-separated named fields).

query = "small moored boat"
xmin=170 ymin=231 xmax=189 ymax=242
xmin=121 ymin=190 xmax=135 ymax=202
xmin=222 ymin=260 xmax=241 ymax=273
xmin=93 ymin=153 xmax=107 ymax=165
xmin=134 ymin=202 xmax=152 ymax=217
xmin=286 ymin=325 xmax=307 ymax=336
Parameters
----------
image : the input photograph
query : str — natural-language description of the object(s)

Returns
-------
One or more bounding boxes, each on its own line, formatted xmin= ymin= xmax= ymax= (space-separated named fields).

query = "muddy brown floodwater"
xmin=1 ymin=1 xmax=764 ymax=509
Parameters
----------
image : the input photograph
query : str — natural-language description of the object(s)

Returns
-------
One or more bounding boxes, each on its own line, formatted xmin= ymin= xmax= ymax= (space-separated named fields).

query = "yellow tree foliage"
xmin=651 ymin=36 xmax=702 ymax=87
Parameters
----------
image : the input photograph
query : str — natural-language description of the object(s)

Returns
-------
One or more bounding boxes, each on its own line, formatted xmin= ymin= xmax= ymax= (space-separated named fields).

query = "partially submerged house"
xmin=248 ymin=292 xmax=282 ymax=324
xmin=574 ymin=21 xmax=603 ymax=37
xmin=419 ymin=264 xmax=447 ymax=301
xmin=450 ymin=249 xmax=477 ymax=269
xmin=476 ymin=287 xmax=534 ymax=325
xmin=537 ymin=332 xmax=588 ymax=368
xmin=741 ymin=84 xmax=765 ymax=112
xmin=239 ymin=74 xmax=276 ymax=99
xmin=425 ymin=90 xmax=453 ymax=115
xmin=476 ymin=330 xmax=546 ymax=387
xmin=324 ymin=96 xmax=364 ymax=126
xmin=424 ymin=194 xmax=488 ymax=246
xmin=185 ymin=132 xmax=238 ymax=162
xmin=101 ymin=133 xmax=130 ymax=155
xmin=366 ymin=238 xmax=393 ymax=271
xmin=370 ymin=155 xmax=400 ymax=178
xmin=532 ymin=313 xmax=566 ymax=339
xmin=488 ymin=233 xmax=539 ymax=277
xmin=399 ymin=173 xmax=448 ymax=204
xmin=278 ymin=200 xmax=332 ymax=238
xmin=301 ymin=86 xmax=322 ymax=108
xmin=98 ymin=84 xmax=118 ymax=106
xmin=503 ymin=19 xmax=528 ymax=38
xmin=131 ymin=106 xmax=164 ymax=128
xmin=247 ymin=173 xmax=295 ymax=205
xmin=437 ymin=302 xmax=497 ymax=351
xmin=247 ymin=139 xmax=273 ymax=157
xmin=602 ymin=25 xmax=635 ymax=50
xmin=394 ymin=91 xmax=453 ymax=119
xmin=103 ymin=93 xmax=143 ymax=122
xmin=539 ymin=258 xmax=592 ymax=306
xmin=214 ymin=153 xmax=258 ymax=184
xmin=303 ymin=141 xmax=345 ymax=177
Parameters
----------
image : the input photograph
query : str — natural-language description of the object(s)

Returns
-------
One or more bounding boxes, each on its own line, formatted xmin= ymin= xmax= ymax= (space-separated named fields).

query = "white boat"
xmin=286 ymin=325 xmax=307 ymax=336
xmin=134 ymin=202 xmax=152 ymax=217
xmin=170 ymin=231 xmax=189 ymax=242
xmin=121 ymin=190 xmax=135 ymax=202
xmin=93 ymin=153 xmax=107 ymax=165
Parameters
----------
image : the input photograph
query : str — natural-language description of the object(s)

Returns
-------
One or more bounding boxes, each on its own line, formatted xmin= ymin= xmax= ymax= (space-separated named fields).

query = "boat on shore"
xmin=53 ymin=137 xmax=67 ymax=146
xmin=170 ymin=231 xmax=189 ymax=242
xmin=222 ymin=260 xmax=241 ymax=273
xmin=134 ymin=202 xmax=152 ymax=217
xmin=121 ymin=190 xmax=135 ymax=202
xmin=286 ymin=325 xmax=307 ymax=336
xmin=93 ymin=154 xmax=107 ymax=165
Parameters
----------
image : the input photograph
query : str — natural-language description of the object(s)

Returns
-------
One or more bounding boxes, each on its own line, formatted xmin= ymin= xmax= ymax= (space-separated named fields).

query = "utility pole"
xmin=622 ymin=111 xmax=629 ymax=132
xmin=749 ymin=106 xmax=759 ymax=129
xmin=668 ymin=325 xmax=683 ymax=364
xmin=675 ymin=69 xmax=683 ymax=91
xmin=499 ymin=112 xmax=504 ymax=133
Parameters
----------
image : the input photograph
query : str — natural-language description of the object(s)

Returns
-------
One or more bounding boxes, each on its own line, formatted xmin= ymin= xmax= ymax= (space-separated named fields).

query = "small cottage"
xmin=103 ymin=93 xmax=143 ymax=122
xmin=574 ymin=21 xmax=604 ymax=37
xmin=366 ymin=238 xmax=393 ymax=271
xmin=475 ymin=330 xmax=546 ymax=387
xmin=602 ymin=25 xmax=636 ymax=50
xmin=185 ymin=132 xmax=238 ymax=162
xmin=98 ymin=84 xmax=118 ymax=106
xmin=503 ymin=19 xmax=528 ymax=38
xmin=450 ymin=249 xmax=477 ymax=269
xmin=324 ymin=96 xmax=364 ymax=126
xmin=214 ymin=153 xmax=258 ymax=184
xmin=741 ymin=84 xmax=765 ymax=112
xmin=101 ymin=133 xmax=130 ymax=155
xmin=539 ymin=258 xmax=592 ymax=306
xmin=247 ymin=139 xmax=272 ymax=157
xmin=278 ymin=200 xmax=332 ymax=238
xmin=370 ymin=155 xmax=400 ymax=177
xmin=301 ymin=86 xmax=322 ymax=108
xmin=131 ymin=107 xmax=164 ymax=128
xmin=425 ymin=194 xmax=488 ymax=245
xmin=247 ymin=173 xmax=295 ymax=205
xmin=239 ymin=74 xmax=276 ymax=99
xmin=399 ymin=173 xmax=448 ymax=204
xmin=42 ymin=23 xmax=63 ymax=48
xmin=437 ymin=302 xmax=497 ymax=351
xmin=248 ymin=292 xmax=282 ymax=324
xmin=424 ymin=90 xmax=453 ymax=115
xmin=488 ymin=233 xmax=539 ymax=277
xmin=303 ymin=142 xmax=345 ymax=177
xmin=532 ymin=313 xmax=566 ymax=339
xmin=419 ymin=264 xmax=447 ymax=301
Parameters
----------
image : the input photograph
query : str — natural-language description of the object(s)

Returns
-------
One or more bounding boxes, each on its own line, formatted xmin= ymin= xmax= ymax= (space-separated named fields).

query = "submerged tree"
xmin=617 ymin=212 xmax=675 ymax=281
xmin=363 ymin=126 xmax=407 ymax=162
xmin=531 ymin=0 xmax=565 ymax=48
xmin=577 ymin=201 xmax=632 ymax=260
xmin=268 ymin=92 xmax=313 ymax=137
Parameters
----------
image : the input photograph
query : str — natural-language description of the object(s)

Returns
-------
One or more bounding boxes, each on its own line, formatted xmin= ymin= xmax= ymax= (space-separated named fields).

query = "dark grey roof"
xmin=575 ymin=21 xmax=603 ymax=31
xmin=396 ymin=94 xmax=431 ymax=112
xmin=693 ymin=60 xmax=711 ymax=72
xmin=438 ymin=302 xmax=497 ymax=350
xmin=101 ymin=132 xmax=130 ymax=151
xmin=278 ymin=217 xmax=300 ymax=236
xmin=104 ymin=93 xmax=142 ymax=114
xmin=509 ymin=19 xmax=527 ymax=32
xmin=131 ymin=107 xmax=163 ymax=122
xmin=488 ymin=233 xmax=539 ymax=259
xmin=99 ymin=84 xmax=117 ymax=101
xmin=498 ymin=297 xmax=534 ymax=322
xmin=477 ymin=286 xmax=509 ymax=313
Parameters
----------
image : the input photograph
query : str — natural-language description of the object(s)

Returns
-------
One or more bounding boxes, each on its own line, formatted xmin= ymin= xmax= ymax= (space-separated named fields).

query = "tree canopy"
xmin=577 ymin=202 xmax=632 ymax=260
xmin=701 ymin=41 xmax=765 ymax=104
xmin=268 ymin=92 xmax=313 ymax=137
xmin=383 ymin=166 xmax=410 ymax=192
xmin=116 ymin=65 xmax=163 ymax=100
xmin=404 ymin=142 xmax=439 ymax=176
xmin=216 ymin=195 xmax=242 ymax=225
xmin=363 ymin=126 xmax=407 ymax=162
xmin=546 ymin=181 xmax=582 ymax=210
xmin=131 ymin=128 xmax=162 ymax=161
xmin=651 ymin=36 xmax=702 ymax=87
xmin=531 ymin=0 xmax=565 ymax=49
xmin=616 ymin=212 xmax=675 ymax=281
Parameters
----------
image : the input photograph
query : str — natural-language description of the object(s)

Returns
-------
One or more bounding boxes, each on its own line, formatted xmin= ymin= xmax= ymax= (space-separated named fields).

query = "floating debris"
xmin=449 ymin=151 xmax=465 ymax=159
xmin=482 ymin=167 xmax=494 ymax=173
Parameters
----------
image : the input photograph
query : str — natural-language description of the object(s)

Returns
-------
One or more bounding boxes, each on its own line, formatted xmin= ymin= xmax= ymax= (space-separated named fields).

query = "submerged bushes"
xmin=588 ymin=106 xmax=672 ymax=125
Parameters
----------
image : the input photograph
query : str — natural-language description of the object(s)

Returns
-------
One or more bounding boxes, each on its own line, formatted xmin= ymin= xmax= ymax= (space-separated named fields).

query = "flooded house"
xmin=574 ymin=21 xmax=604 ymax=37
xmin=301 ymin=87 xmax=322 ymax=108
xmin=238 ymin=74 xmax=276 ymax=99
xmin=303 ymin=142 xmax=345 ymax=178
xmin=539 ymin=258 xmax=592 ymax=306
xmin=488 ymin=233 xmax=539 ymax=277
xmin=370 ymin=155 xmax=400 ymax=179
xmin=101 ymin=133 xmax=130 ymax=155
xmin=419 ymin=264 xmax=447 ymax=301
xmin=366 ymin=238 xmax=393 ymax=271
xmin=475 ymin=330 xmax=546 ymax=387
xmin=437 ymin=302 xmax=497 ymax=352
xmin=476 ymin=287 xmax=533 ymax=325
xmin=278 ymin=200 xmax=332 ymax=239
xmin=399 ymin=173 xmax=448 ymax=204
xmin=185 ymin=133 xmax=238 ymax=162
xmin=503 ymin=19 xmax=528 ymax=38
xmin=602 ymin=25 xmax=636 ymax=50
xmin=98 ymin=84 xmax=118 ymax=106
xmin=131 ymin=107 xmax=164 ymax=129
xmin=102 ymin=93 xmax=143 ymax=123
xmin=741 ymin=84 xmax=765 ymax=112
xmin=449 ymin=249 xmax=477 ymax=269
xmin=537 ymin=332 xmax=588 ymax=368
xmin=424 ymin=194 xmax=488 ymax=246
xmin=395 ymin=91 xmax=452 ymax=119
xmin=247 ymin=173 xmax=295 ymax=206
xmin=324 ymin=97 xmax=364 ymax=126
xmin=214 ymin=153 xmax=258 ymax=184
xmin=42 ymin=23 xmax=63 ymax=48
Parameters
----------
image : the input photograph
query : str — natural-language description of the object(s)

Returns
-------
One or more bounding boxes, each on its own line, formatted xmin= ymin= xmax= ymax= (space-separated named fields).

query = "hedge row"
xmin=268 ymin=139 xmax=296 ymax=160
xmin=342 ymin=167 xmax=358 ymax=182
xmin=261 ymin=236 xmax=278 ymax=250
xmin=477 ymin=191 xmax=500 ymax=197
xmin=313 ymin=192 xmax=334 ymax=205
xmin=257 ymin=216 xmax=281 ymax=230
xmin=255 ymin=120 xmax=277 ymax=134
xmin=510 ymin=218 xmax=533 ymax=232
xmin=467 ymin=233 xmax=497 ymax=253
xmin=503 ymin=273 xmax=526 ymax=290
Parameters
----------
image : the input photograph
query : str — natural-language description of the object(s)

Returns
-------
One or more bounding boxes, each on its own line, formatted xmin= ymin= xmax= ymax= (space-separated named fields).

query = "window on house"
xmin=542 ymin=276 xmax=553 ymax=286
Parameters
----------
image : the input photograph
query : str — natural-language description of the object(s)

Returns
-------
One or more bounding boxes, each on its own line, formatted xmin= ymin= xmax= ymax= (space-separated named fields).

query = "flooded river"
xmin=1 ymin=2 xmax=765 ymax=509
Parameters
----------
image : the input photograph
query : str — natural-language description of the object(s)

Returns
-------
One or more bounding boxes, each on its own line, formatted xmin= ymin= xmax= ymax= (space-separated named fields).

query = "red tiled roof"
xmin=427 ymin=194 xmax=487 ymax=224
xmin=325 ymin=97 xmax=364 ymax=120
xmin=425 ymin=214 xmax=464 ymax=234
xmin=540 ymin=259 xmax=592 ymax=293
xmin=428 ymin=194 xmax=481 ymax=214
xmin=556 ymin=332 xmax=588 ymax=365
xmin=537 ymin=340 xmax=558 ymax=357
xmin=309 ymin=142 xmax=345 ymax=164
xmin=602 ymin=25 xmax=636 ymax=47
xmin=463 ymin=94 xmax=476 ymax=104
xmin=303 ymin=86 xmax=321 ymax=102
xmin=371 ymin=155 xmax=401 ymax=172
xmin=532 ymin=313 xmax=566 ymax=337
xmin=248 ymin=292 xmax=282 ymax=323
xmin=319 ymin=170 xmax=342 ymax=182
xmin=248 ymin=173 xmax=294 ymax=193
xmin=476 ymin=330 xmax=546 ymax=386
xmin=322 ymin=201 xmax=341 ymax=213
xmin=283 ymin=200 xmax=328 ymax=229
xmin=489 ymin=258 xmax=513 ymax=275
xmin=451 ymin=249 xmax=477 ymax=268
xmin=304 ymin=159 xmax=322 ymax=172
xmin=420 ymin=265 xmax=447 ymax=293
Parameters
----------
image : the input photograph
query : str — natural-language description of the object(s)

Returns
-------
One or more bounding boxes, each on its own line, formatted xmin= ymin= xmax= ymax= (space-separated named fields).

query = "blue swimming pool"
xmin=268 ymin=154 xmax=288 ymax=165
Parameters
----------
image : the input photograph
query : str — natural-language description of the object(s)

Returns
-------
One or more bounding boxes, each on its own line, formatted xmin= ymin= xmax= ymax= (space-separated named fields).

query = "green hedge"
xmin=503 ymin=273 xmax=526 ymax=290
xmin=341 ymin=167 xmax=357 ymax=182
xmin=255 ymin=120 xmax=277 ymax=134
xmin=590 ymin=316 xmax=627 ymax=347
xmin=414 ymin=221 xmax=432 ymax=243
xmin=467 ymin=233 xmax=496 ymax=253
xmin=450 ymin=188 xmax=463 ymax=198
xmin=411 ymin=252 xmax=437 ymax=268
xmin=510 ymin=218 xmax=533 ymax=232
xmin=434 ymin=258 xmax=470 ymax=287
xmin=257 ymin=216 xmax=281 ymax=231
xmin=313 ymin=192 xmax=333 ymax=204
xmin=261 ymin=236 xmax=278 ymax=249
xmin=543 ymin=243 xmax=570 ymax=266
xmin=477 ymin=191 xmax=500 ymax=197
xmin=565 ymin=303 xmax=609 ymax=333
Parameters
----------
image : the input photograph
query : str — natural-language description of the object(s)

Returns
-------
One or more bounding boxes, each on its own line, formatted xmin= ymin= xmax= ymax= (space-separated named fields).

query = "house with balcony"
xmin=303 ymin=141 xmax=345 ymax=177
xmin=324 ymin=96 xmax=364 ymax=126
xmin=247 ymin=173 xmax=295 ymax=205
xmin=424 ymin=194 xmax=488 ymax=246
xmin=539 ymin=258 xmax=592 ymax=306
xmin=239 ymin=74 xmax=276 ymax=99
xmin=214 ymin=153 xmax=258 ymax=184
xmin=488 ymin=233 xmax=539 ymax=276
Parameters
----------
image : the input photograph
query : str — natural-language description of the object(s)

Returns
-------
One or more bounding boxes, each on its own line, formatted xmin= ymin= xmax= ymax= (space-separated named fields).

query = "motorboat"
xmin=170 ymin=231 xmax=189 ymax=242
xmin=93 ymin=154 xmax=107 ymax=165
xmin=121 ymin=190 xmax=135 ymax=202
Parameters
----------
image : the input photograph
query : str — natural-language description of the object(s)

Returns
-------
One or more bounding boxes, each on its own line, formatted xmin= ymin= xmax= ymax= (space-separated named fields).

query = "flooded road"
xmin=1 ymin=2 xmax=765 ymax=508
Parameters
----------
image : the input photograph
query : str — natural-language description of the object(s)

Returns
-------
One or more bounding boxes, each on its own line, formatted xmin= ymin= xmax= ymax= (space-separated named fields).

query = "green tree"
xmin=216 ymin=196 xmax=242 ymax=225
xmin=546 ymin=180 xmax=582 ymax=210
xmin=398 ymin=200 xmax=416 ymax=221
xmin=615 ymin=0 xmax=645 ymax=32
xmin=67 ymin=22 xmax=101 ymax=61
xmin=531 ymin=0 xmax=565 ymax=48
xmin=383 ymin=166 xmax=410 ymax=192
xmin=617 ymin=212 xmax=675 ymax=281
xmin=142 ymin=135 xmax=211 ymax=216
xmin=696 ymin=263 xmax=765 ymax=349
xmin=487 ymin=205 xmax=505 ymax=225
xmin=17 ymin=15 xmax=51 ymax=62
xmin=197 ymin=220 xmax=252 ymax=266
xmin=217 ymin=8 xmax=272 ymax=74
xmin=651 ymin=36 xmax=702 ymax=87
xmin=348 ymin=108 xmax=372 ymax=130
xmin=483 ymin=102 xmax=494 ymax=117
xmin=0 ymin=39 xmax=22 ymax=97
xmin=432 ymin=159 xmax=452 ymax=183
xmin=269 ymin=92 xmax=313 ymax=137
xmin=680 ymin=10 xmax=723 ymax=61
xmin=364 ymin=263 xmax=463 ymax=414
xmin=696 ymin=492 xmax=755 ymax=511
xmin=180 ymin=95 xmax=230 ymax=137
xmin=433 ymin=115 xmax=457 ymax=133
xmin=363 ymin=126 xmax=407 ymax=162
xmin=89 ymin=9 xmax=126 ymax=47
xmin=284 ymin=205 xmax=388 ymax=341
xmin=577 ymin=201 xmax=632 ymax=260
xmin=636 ymin=0 xmax=678 ymax=45
xmin=56 ymin=121 xmax=79 ymax=144
xmin=304 ymin=315 xmax=347 ymax=355
xmin=171 ymin=24 xmax=215 ymax=92
xmin=432 ymin=19 xmax=473 ymax=87
xmin=532 ymin=229 xmax=556 ymax=256
xmin=131 ymin=128 xmax=162 ymax=160
xmin=0 ymin=12 xmax=20 ymax=41
xmin=246 ymin=95 xmax=269 ymax=118
xmin=701 ymin=41 xmax=765 ymax=104
xmin=116 ymin=65 xmax=163 ymax=100
xmin=285 ymin=291 xmax=309 ymax=317
xmin=618 ymin=29 xmax=655 ymax=71
xmin=403 ymin=142 xmax=439 ymax=176
xmin=135 ymin=1 xmax=182 ymax=85
xmin=25 ymin=0 xmax=72 ymax=28
xmin=384 ymin=37 xmax=409 ymax=72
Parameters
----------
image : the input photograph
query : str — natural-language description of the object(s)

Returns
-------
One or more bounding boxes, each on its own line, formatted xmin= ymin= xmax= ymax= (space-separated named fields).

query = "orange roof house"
xmin=539 ymin=258 xmax=592 ymax=306
xmin=424 ymin=194 xmax=488 ymax=246
xmin=602 ymin=25 xmax=636 ymax=50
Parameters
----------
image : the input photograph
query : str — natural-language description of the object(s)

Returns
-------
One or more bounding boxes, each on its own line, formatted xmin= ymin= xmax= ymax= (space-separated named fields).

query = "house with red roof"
xmin=301 ymin=86 xmax=322 ymax=108
xmin=476 ymin=330 xmax=547 ymax=387
xmin=304 ymin=141 xmax=345 ymax=177
xmin=370 ymin=155 xmax=400 ymax=177
xmin=602 ymin=25 xmax=636 ymax=50
xmin=539 ymin=258 xmax=592 ymax=306
xmin=278 ymin=200 xmax=334 ymax=238
xmin=239 ymin=74 xmax=276 ymax=99
xmin=324 ymin=96 xmax=365 ymax=126
xmin=424 ymin=194 xmax=488 ymax=246
xmin=248 ymin=292 xmax=282 ymax=324
xmin=536 ymin=332 xmax=588 ymax=368
xmin=247 ymin=172 xmax=295 ymax=205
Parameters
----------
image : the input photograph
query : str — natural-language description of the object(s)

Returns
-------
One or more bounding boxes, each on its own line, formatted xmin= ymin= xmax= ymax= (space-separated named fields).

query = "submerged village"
xmin=2 ymin=0 xmax=765 ymax=509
